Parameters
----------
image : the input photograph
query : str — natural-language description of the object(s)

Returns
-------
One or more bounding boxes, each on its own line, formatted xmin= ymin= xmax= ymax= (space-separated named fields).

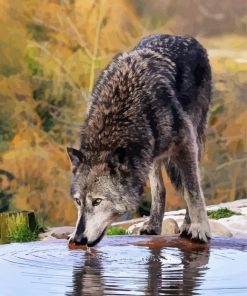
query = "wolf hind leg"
xmin=140 ymin=160 xmax=166 ymax=235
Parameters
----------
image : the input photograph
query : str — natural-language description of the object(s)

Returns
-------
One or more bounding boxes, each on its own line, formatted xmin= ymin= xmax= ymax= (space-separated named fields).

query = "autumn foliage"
xmin=0 ymin=0 xmax=246 ymax=226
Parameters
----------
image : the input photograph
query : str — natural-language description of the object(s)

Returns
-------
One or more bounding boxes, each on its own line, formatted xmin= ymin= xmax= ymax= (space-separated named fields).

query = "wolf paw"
xmin=139 ymin=224 xmax=160 ymax=235
xmin=180 ymin=222 xmax=211 ymax=243
xmin=180 ymin=223 xmax=191 ymax=237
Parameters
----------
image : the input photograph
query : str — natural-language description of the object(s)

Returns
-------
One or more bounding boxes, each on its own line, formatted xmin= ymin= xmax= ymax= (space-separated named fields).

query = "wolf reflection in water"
xmin=66 ymin=245 xmax=210 ymax=296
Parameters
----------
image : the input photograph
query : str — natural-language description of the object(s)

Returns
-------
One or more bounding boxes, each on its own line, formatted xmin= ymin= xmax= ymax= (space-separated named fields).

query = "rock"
xmin=112 ymin=217 xmax=146 ymax=229
xmin=38 ymin=199 xmax=247 ymax=241
xmin=209 ymin=220 xmax=232 ymax=237
xmin=38 ymin=232 xmax=57 ymax=241
xmin=161 ymin=218 xmax=179 ymax=235
xmin=164 ymin=215 xmax=184 ymax=228
xmin=128 ymin=218 xmax=180 ymax=235
xmin=220 ymin=214 xmax=247 ymax=238
xmin=51 ymin=226 xmax=74 ymax=239
xmin=128 ymin=221 xmax=145 ymax=234
xmin=39 ymin=226 xmax=74 ymax=240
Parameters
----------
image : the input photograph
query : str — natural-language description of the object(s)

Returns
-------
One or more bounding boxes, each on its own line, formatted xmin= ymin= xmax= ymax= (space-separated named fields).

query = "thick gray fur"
xmin=67 ymin=34 xmax=212 ymax=247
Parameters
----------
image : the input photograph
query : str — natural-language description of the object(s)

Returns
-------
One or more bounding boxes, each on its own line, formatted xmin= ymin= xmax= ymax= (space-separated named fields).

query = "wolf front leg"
xmin=140 ymin=160 xmax=166 ymax=235
xmin=180 ymin=207 xmax=191 ymax=234
xmin=177 ymin=144 xmax=211 ymax=242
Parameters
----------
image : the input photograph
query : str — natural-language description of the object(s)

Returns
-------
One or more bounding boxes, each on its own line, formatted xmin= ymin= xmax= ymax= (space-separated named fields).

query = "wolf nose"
xmin=74 ymin=234 xmax=88 ymax=246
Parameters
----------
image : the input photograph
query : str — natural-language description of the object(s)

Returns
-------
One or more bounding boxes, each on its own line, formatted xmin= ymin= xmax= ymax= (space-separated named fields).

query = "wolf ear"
xmin=67 ymin=147 xmax=84 ymax=167
xmin=109 ymin=147 xmax=128 ymax=175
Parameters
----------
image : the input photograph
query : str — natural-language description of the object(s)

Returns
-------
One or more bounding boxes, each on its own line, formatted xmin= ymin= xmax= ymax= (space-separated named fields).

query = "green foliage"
xmin=106 ymin=226 xmax=128 ymax=235
xmin=0 ymin=212 xmax=46 ymax=243
xmin=0 ymin=104 xmax=16 ymax=152
xmin=35 ymin=216 xmax=47 ymax=233
xmin=8 ymin=223 xmax=38 ymax=243
xmin=207 ymin=208 xmax=241 ymax=220
xmin=0 ymin=188 xmax=14 ymax=212
xmin=27 ymin=23 xmax=51 ymax=42
xmin=9 ymin=216 xmax=46 ymax=243
xmin=24 ymin=46 xmax=41 ymax=76
xmin=0 ymin=170 xmax=15 ymax=213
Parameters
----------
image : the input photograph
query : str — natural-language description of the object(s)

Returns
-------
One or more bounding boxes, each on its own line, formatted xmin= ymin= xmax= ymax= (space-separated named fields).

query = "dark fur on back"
xmin=80 ymin=34 xmax=211 ymax=193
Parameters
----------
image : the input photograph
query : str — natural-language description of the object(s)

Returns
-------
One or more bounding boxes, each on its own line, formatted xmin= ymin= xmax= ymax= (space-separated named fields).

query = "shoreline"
xmin=39 ymin=199 xmax=247 ymax=241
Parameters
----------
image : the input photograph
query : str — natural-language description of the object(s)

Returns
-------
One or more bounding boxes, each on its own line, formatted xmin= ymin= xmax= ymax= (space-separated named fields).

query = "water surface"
xmin=0 ymin=236 xmax=246 ymax=296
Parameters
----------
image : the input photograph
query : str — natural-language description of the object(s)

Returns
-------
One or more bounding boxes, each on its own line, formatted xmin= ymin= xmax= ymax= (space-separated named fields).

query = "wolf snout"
xmin=73 ymin=233 xmax=88 ymax=246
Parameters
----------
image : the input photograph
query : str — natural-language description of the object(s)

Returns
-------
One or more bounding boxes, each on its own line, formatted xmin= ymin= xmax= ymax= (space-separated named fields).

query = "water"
xmin=0 ymin=236 xmax=246 ymax=296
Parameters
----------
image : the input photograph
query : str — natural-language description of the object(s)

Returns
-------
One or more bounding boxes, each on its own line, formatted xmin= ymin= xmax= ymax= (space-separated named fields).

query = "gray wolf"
xmin=67 ymin=34 xmax=212 ymax=247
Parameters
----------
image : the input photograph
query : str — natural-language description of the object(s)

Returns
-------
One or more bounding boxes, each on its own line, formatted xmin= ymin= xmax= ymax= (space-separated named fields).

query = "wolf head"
xmin=67 ymin=146 xmax=143 ymax=247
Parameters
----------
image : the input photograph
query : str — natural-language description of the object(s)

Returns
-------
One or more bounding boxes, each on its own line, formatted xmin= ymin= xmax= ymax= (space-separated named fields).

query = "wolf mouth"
xmin=87 ymin=227 xmax=107 ymax=247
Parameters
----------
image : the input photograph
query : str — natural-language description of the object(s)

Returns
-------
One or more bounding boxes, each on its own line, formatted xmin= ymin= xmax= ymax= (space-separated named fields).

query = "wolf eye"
xmin=92 ymin=198 xmax=102 ymax=207
xmin=75 ymin=198 xmax=81 ymax=206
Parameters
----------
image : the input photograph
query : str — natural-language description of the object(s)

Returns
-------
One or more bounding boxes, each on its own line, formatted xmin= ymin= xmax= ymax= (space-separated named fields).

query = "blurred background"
xmin=0 ymin=0 xmax=246 ymax=226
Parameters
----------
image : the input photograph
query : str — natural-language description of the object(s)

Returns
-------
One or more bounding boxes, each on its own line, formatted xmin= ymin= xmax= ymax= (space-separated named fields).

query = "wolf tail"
xmin=164 ymin=160 xmax=184 ymax=195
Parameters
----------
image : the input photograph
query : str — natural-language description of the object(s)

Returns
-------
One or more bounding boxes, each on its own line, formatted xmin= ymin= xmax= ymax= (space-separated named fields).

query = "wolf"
xmin=67 ymin=34 xmax=212 ymax=247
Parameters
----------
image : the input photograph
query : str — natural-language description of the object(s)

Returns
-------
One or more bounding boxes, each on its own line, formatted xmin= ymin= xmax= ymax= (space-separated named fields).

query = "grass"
xmin=207 ymin=207 xmax=241 ymax=220
xmin=106 ymin=226 xmax=128 ymax=235
xmin=9 ymin=224 xmax=127 ymax=242
xmin=35 ymin=217 xmax=47 ymax=233
xmin=8 ymin=216 xmax=46 ymax=243
xmin=8 ymin=223 xmax=38 ymax=242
